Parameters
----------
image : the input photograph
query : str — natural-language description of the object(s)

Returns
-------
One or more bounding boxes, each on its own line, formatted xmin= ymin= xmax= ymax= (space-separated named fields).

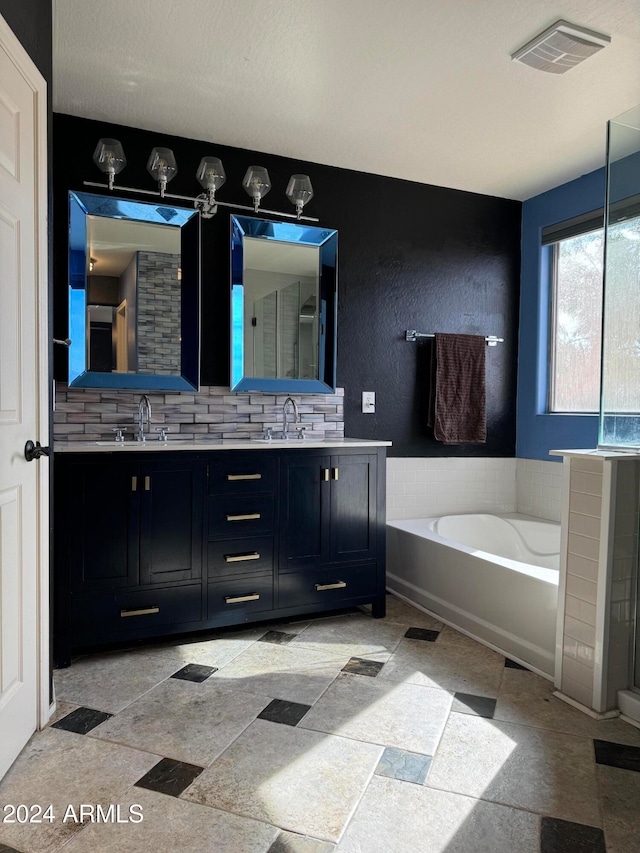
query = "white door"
xmin=0 ymin=15 xmax=49 ymax=778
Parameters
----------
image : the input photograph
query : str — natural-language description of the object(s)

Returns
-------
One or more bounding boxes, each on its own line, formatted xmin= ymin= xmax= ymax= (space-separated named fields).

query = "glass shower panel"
xmin=599 ymin=105 xmax=640 ymax=448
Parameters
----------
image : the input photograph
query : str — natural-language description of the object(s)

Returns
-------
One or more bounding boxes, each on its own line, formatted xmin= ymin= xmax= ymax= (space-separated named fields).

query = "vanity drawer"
xmin=278 ymin=563 xmax=378 ymax=609
xmin=207 ymin=536 xmax=274 ymax=579
xmin=208 ymin=495 xmax=274 ymax=538
xmin=208 ymin=575 xmax=274 ymax=618
xmin=208 ymin=456 xmax=275 ymax=496
xmin=72 ymin=584 xmax=202 ymax=640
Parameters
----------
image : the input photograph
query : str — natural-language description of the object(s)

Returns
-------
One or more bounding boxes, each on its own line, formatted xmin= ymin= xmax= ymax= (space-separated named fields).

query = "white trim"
xmin=593 ymin=459 xmax=615 ymax=712
xmin=553 ymin=690 xmax=619 ymax=720
xmin=0 ymin=13 xmax=51 ymax=729
xmin=554 ymin=457 xmax=571 ymax=689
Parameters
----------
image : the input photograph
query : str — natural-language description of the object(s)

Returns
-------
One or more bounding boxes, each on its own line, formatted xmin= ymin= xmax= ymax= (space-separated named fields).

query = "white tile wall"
xmin=559 ymin=455 xmax=603 ymax=706
xmin=516 ymin=459 xmax=564 ymax=522
xmin=386 ymin=456 xmax=571 ymax=521
xmin=606 ymin=460 xmax=640 ymax=707
xmin=386 ymin=457 xmax=516 ymax=521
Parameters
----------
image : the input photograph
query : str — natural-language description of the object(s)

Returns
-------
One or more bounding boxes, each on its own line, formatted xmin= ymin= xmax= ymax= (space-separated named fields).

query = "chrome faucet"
xmin=137 ymin=394 xmax=151 ymax=442
xmin=282 ymin=396 xmax=299 ymax=438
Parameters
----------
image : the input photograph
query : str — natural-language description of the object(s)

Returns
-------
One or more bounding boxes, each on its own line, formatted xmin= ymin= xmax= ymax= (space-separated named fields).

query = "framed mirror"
xmin=67 ymin=191 xmax=200 ymax=390
xmin=230 ymin=215 xmax=338 ymax=392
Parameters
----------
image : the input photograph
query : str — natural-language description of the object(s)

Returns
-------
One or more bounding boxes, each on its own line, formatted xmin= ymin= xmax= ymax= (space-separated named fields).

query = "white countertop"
xmin=550 ymin=448 xmax=640 ymax=460
xmin=55 ymin=438 xmax=392 ymax=453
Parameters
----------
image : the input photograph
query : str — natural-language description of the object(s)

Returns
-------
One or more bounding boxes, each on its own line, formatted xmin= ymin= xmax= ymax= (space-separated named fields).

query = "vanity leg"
xmin=371 ymin=595 xmax=386 ymax=619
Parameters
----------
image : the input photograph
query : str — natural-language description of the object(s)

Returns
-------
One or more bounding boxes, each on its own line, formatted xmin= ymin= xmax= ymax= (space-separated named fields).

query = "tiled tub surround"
xmin=387 ymin=457 xmax=564 ymax=522
xmin=53 ymin=383 xmax=344 ymax=443
xmin=552 ymin=451 xmax=640 ymax=719
xmin=3 ymin=596 xmax=640 ymax=852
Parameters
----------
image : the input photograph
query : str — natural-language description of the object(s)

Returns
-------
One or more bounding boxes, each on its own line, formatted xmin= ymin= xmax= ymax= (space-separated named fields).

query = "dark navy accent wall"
xmin=0 ymin=0 xmax=52 ymax=83
xmin=53 ymin=113 xmax=521 ymax=457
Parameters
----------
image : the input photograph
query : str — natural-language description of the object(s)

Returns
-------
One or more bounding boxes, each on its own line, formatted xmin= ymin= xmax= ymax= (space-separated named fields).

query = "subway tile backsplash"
xmin=516 ymin=458 xmax=564 ymax=522
xmin=53 ymin=383 xmax=344 ymax=442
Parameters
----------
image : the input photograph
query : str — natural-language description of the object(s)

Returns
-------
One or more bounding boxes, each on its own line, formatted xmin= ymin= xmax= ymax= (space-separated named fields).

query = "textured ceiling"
xmin=52 ymin=0 xmax=640 ymax=201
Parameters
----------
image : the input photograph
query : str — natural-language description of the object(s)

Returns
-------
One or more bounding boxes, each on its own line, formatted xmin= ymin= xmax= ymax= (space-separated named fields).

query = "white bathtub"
xmin=386 ymin=513 xmax=560 ymax=676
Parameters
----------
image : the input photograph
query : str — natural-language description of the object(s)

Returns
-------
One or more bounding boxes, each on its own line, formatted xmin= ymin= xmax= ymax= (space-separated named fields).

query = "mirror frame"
xmin=230 ymin=214 xmax=338 ymax=393
xmin=67 ymin=191 xmax=200 ymax=390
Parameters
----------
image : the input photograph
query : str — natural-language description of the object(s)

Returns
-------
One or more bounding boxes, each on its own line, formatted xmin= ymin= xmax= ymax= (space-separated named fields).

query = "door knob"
xmin=24 ymin=440 xmax=51 ymax=462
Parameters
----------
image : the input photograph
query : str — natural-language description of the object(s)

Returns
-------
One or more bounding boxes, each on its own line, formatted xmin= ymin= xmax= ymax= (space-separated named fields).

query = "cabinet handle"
xmin=225 ymin=552 xmax=260 ymax=563
xmin=322 ymin=468 xmax=330 ymax=482
xmin=145 ymin=475 xmax=151 ymax=491
xmin=131 ymin=476 xmax=137 ymax=491
xmin=315 ymin=581 xmax=347 ymax=591
xmin=120 ymin=606 xmax=160 ymax=618
xmin=332 ymin=467 xmax=339 ymax=480
xmin=225 ymin=593 xmax=260 ymax=604
xmin=226 ymin=513 xmax=261 ymax=522
xmin=227 ymin=473 xmax=262 ymax=481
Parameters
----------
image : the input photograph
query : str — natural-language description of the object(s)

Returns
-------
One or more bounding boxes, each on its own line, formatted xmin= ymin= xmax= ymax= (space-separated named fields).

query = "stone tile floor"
xmin=1 ymin=595 xmax=640 ymax=852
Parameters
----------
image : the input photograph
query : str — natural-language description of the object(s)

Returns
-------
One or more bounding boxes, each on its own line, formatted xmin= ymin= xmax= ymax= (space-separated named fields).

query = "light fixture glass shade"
xmin=146 ymin=147 xmax=178 ymax=197
xmin=286 ymin=174 xmax=314 ymax=218
xmin=242 ymin=166 xmax=271 ymax=211
xmin=196 ymin=157 xmax=226 ymax=195
xmin=92 ymin=138 xmax=126 ymax=190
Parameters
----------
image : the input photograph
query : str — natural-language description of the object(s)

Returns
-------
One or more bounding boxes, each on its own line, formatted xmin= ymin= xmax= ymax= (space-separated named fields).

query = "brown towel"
xmin=427 ymin=333 xmax=486 ymax=444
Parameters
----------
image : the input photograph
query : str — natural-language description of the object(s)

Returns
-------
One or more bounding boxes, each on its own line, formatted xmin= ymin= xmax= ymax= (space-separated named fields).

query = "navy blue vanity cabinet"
xmin=206 ymin=453 xmax=277 ymax=624
xmin=278 ymin=448 xmax=386 ymax=617
xmin=54 ymin=452 xmax=204 ymax=666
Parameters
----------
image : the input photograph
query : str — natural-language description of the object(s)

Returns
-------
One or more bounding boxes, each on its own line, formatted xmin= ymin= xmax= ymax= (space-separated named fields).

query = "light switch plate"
xmin=362 ymin=391 xmax=376 ymax=413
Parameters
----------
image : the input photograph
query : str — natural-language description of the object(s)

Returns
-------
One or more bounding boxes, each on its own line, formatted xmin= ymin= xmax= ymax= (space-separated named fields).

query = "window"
xmin=546 ymin=200 xmax=640 ymax=415
xmin=548 ymin=228 xmax=604 ymax=413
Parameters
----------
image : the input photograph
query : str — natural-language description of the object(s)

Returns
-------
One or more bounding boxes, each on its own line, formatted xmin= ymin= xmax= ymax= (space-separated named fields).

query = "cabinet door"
xmin=70 ymin=459 xmax=140 ymax=592
xmin=139 ymin=460 xmax=203 ymax=585
xmin=330 ymin=453 xmax=377 ymax=563
xmin=279 ymin=454 xmax=330 ymax=570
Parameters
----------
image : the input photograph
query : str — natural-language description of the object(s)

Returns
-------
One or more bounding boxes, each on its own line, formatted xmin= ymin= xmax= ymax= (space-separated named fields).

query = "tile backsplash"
xmin=53 ymin=383 xmax=344 ymax=443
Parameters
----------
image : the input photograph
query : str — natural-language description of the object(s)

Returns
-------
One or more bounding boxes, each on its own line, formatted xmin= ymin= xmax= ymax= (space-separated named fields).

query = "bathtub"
xmin=386 ymin=513 xmax=560 ymax=676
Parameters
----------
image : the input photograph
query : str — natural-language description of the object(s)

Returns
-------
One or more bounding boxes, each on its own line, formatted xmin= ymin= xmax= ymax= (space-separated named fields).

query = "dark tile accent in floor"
xmin=268 ymin=829 xmax=336 ymax=852
xmin=404 ymin=627 xmax=439 ymax=642
xmin=375 ymin=746 xmax=432 ymax=785
xmin=170 ymin=663 xmax=217 ymax=683
xmin=259 ymin=630 xmax=297 ymax=645
xmin=258 ymin=699 xmax=312 ymax=727
xmin=341 ymin=657 xmax=384 ymax=677
xmin=504 ymin=658 xmax=529 ymax=670
xmin=540 ymin=816 xmax=606 ymax=852
xmin=594 ymin=738 xmax=640 ymax=772
xmin=451 ymin=692 xmax=497 ymax=719
xmin=134 ymin=757 xmax=205 ymax=798
xmin=51 ymin=706 xmax=112 ymax=734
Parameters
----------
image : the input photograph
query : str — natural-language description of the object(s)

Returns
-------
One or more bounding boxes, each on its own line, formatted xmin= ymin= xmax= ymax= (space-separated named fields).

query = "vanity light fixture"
xmin=86 ymin=139 xmax=318 ymax=222
xmin=92 ymin=138 xmax=127 ymax=190
xmin=146 ymin=147 xmax=178 ymax=197
xmin=88 ymin=257 xmax=96 ymax=271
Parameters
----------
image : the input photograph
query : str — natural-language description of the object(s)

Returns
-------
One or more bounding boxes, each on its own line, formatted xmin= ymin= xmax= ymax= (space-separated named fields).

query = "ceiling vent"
xmin=511 ymin=20 xmax=611 ymax=74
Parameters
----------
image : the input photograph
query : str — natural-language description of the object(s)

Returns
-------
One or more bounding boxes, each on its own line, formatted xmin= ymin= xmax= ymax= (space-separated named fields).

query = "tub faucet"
xmin=282 ymin=396 xmax=299 ymax=438
xmin=137 ymin=394 xmax=151 ymax=442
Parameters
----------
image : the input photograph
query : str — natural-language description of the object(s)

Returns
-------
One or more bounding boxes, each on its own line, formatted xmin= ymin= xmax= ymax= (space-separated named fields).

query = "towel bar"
xmin=405 ymin=330 xmax=504 ymax=346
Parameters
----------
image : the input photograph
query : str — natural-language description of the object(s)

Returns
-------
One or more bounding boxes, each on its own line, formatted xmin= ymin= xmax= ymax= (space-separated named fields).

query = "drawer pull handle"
xmin=120 ymin=606 xmax=160 ymax=618
xmin=225 ymin=593 xmax=260 ymax=604
xmin=131 ymin=476 xmax=137 ymax=491
xmin=332 ymin=467 xmax=339 ymax=480
xmin=226 ymin=513 xmax=261 ymax=522
xmin=225 ymin=552 xmax=260 ymax=563
xmin=227 ymin=473 xmax=262 ymax=481
xmin=145 ymin=475 xmax=151 ymax=491
xmin=322 ymin=468 xmax=330 ymax=482
xmin=315 ymin=581 xmax=347 ymax=591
